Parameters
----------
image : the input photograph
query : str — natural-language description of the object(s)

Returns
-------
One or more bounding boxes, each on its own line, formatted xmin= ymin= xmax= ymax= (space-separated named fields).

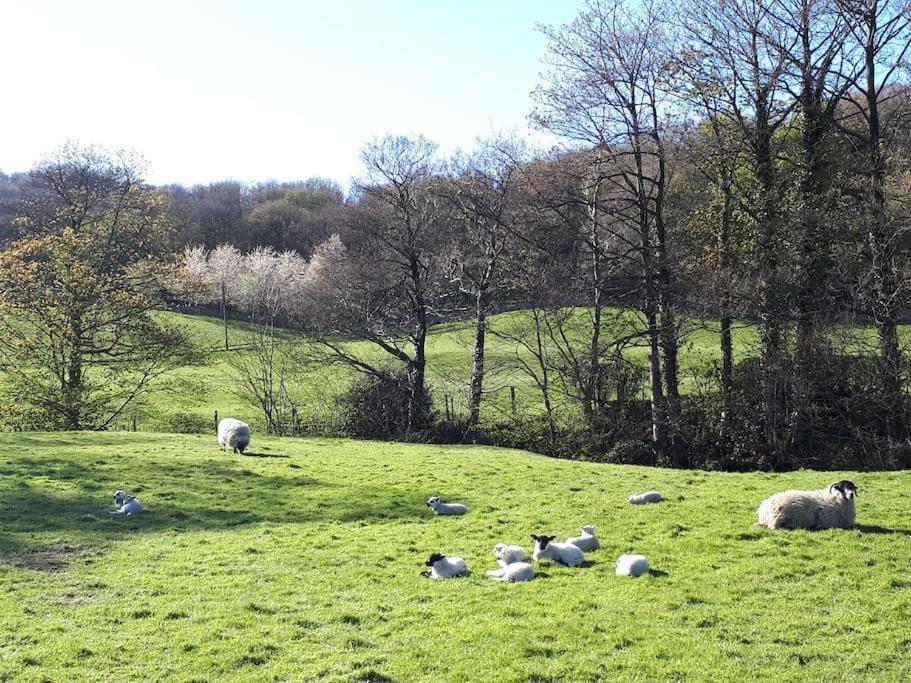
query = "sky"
xmin=0 ymin=0 xmax=582 ymax=187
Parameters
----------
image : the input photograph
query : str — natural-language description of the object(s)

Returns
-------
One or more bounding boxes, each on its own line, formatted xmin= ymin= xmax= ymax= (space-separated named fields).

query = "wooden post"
xmin=292 ymin=407 xmax=299 ymax=435
xmin=214 ymin=410 xmax=219 ymax=433
xmin=132 ymin=417 xmax=136 ymax=432
xmin=510 ymin=386 xmax=517 ymax=416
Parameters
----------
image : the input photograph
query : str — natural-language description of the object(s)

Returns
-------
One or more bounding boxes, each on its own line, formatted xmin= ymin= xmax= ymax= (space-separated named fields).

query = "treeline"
xmin=2 ymin=0 xmax=911 ymax=471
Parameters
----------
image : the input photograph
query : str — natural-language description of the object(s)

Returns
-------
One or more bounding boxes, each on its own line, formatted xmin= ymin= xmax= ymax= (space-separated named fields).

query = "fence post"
xmin=214 ymin=410 xmax=218 ymax=433
xmin=510 ymin=386 xmax=517 ymax=416
xmin=132 ymin=417 xmax=136 ymax=432
xmin=292 ymin=407 xmax=299 ymax=435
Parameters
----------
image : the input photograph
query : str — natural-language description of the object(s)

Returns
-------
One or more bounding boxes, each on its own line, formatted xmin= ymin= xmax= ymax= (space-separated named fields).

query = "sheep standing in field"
xmin=217 ymin=418 xmax=251 ymax=454
xmin=110 ymin=490 xmax=143 ymax=516
xmin=493 ymin=543 xmax=528 ymax=567
xmin=486 ymin=562 xmax=535 ymax=582
xmin=531 ymin=534 xmax=585 ymax=567
xmin=426 ymin=496 xmax=468 ymax=516
xmin=565 ymin=525 xmax=600 ymax=552
xmin=757 ymin=480 xmax=858 ymax=530
xmin=615 ymin=554 xmax=649 ymax=577
xmin=422 ymin=553 xmax=468 ymax=579
xmin=628 ymin=491 xmax=663 ymax=505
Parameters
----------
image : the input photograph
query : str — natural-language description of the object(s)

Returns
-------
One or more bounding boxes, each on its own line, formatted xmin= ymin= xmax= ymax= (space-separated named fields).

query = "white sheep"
xmin=110 ymin=490 xmax=143 ymax=516
xmin=531 ymin=534 xmax=585 ymax=567
xmin=217 ymin=418 xmax=251 ymax=454
xmin=493 ymin=543 xmax=528 ymax=567
xmin=628 ymin=491 xmax=663 ymax=505
xmin=757 ymin=480 xmax=858 ymax=530
xmin=565 ymin=524 xmax=600 ymax=551
xmin=615 ymin=553 xmax=649 ymax=577
xmin=422 ymin=552 xmax=468 ymax=579
xmin=426 ymin=496 xmax=468 ymax=516
xmin=486 ymin=561 xmax=535 ymax=582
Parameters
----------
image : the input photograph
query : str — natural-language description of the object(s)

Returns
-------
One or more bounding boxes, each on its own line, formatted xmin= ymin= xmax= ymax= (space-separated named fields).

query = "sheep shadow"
xmin=856 ymin=524 xmax=911 ymax=537
xmin=240 ymin=451 xmax=290 ymax=459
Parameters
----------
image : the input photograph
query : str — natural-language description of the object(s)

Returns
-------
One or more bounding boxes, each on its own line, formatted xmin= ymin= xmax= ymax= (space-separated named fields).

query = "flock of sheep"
xmin=107 ymin=417 xmax=862 ymax=582
xmin=421 ymin=480 xmax=859 ymax=582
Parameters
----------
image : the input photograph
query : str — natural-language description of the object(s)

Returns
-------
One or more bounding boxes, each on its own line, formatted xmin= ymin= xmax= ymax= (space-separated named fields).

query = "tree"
xmin=183 ymin=243 xmax=243 ymax=350
xmin=0 ymin=143 xmax=196 ymax=430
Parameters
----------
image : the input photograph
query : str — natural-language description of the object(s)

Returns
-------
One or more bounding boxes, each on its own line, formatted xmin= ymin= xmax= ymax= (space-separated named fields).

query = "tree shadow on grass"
xmin=856 ymin=524 xmax=911 ymax=537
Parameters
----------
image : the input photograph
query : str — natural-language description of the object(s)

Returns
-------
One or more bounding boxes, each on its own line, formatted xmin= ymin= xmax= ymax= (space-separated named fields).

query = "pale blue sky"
xmin=0 ymin=1 xmax=582 ymax=186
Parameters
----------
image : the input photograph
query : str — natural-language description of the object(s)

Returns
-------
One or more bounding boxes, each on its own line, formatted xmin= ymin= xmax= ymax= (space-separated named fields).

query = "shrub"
xmin=167 ymin=412 xmax=213 ymax=434
xmin=339 ymin=370 xmax=433 ymax=439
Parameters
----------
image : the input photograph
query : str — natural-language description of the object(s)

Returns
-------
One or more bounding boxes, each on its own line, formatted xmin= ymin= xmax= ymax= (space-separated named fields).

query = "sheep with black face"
xmin=422 ymin=552 xmax=468 ymax=579
xmin=531 ymin=534 xmax=585 ymax=567
xmin=110 ymin=490 xmax=143 ymax=516
xmin=757 ymin=480 xmax=858 ymax=530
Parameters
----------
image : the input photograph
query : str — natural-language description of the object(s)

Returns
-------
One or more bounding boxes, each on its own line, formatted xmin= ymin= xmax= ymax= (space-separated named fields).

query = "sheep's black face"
xmin=426 ymin=552 xmax=446 ymax=566
xmin=531 ymin=534 xmax=555 ymax=550
xmin=114 ymin=491 xmax=126 ymax=506
xmin=832 ymin=480 xmax=858 ymax=499
xmin=427 ymin=497 xmax=440 ymax=507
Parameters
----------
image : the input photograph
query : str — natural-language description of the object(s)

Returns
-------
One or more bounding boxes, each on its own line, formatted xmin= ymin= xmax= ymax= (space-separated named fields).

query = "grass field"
xmin=2 ymin=432 xmax=910 ymax=681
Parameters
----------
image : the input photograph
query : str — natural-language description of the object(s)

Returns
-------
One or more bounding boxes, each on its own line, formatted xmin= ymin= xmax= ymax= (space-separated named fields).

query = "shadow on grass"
xmin=241 ymin=452 xmax=290 ymax=459
xmin=856 ymin=524 xmax=911 ymax=537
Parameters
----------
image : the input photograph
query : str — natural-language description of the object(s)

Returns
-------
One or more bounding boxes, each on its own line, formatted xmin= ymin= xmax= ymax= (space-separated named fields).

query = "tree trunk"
xmin=467 ymin=291 xmax=487 ymax=427
xmin=221 ymin=281 xmax=229 ymax=351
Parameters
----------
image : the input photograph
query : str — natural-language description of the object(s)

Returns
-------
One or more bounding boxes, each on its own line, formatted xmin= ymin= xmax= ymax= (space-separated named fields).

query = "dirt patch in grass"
xmin=13 ymin=544 xmax=88 ymax=572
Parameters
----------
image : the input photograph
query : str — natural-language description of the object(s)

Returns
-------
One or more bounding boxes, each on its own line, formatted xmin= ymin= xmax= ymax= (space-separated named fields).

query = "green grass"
xmin=2 ymin=432 xmax=910 ymax=681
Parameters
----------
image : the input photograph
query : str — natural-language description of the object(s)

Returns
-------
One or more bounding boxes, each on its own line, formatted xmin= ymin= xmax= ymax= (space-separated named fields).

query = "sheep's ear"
xmin=531 ymin=535 xmax=539 ymax=542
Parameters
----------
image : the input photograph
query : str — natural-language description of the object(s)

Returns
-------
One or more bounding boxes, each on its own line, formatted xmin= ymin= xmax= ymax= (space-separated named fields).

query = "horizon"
xmin=0 ymin=1 xmax=581 ymax=188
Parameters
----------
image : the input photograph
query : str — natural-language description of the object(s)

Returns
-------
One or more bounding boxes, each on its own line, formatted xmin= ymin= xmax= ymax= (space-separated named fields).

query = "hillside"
xmin=1 ymin=433 xmax=909 ymax=681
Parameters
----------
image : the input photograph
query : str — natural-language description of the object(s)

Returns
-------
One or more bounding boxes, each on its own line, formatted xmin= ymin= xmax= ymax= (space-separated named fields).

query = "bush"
xmin=339 ymin=370 xmax=433 ymax=439
xmin=167 ymin=411 xmax=213 ymax=434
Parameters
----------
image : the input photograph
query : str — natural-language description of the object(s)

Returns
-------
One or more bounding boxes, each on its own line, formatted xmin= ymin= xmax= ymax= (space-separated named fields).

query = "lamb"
xmin=565 ymin=524 xmax=600 ymax=552
xmin=628 ymin=491 xmax=663 ymax=505
xmin=110 ymin=490 xmax=143 ymax=516
xmin=493 ymin=543 xmax=528 ymax=567
xmin=757 ymin=480 xmax=858 ymax=530
xmin=486 ymin=561 xmax=535 ymax=582
xmin=531 ymin=534 xmax=585 ymax=567
xmin=217 ymin=418 xmax=251 ymax=454
xmin=422 ymin=552 xmax=468 ymax=579
xmin=426 ymin=496 xmax=469 ymax=516
xmin=615 ymin=553 xmax=650 ymax=577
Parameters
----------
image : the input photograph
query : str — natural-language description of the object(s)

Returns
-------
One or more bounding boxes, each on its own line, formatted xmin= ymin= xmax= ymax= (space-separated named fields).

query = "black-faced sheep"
xmin=757 ymin=480 xmax=858 ymax=530
xmin=110 ymin=490 xmax=143 ymax=516
xmin=217 ymin=418 xmax=251 ymax=454
xmin=531 ymin=534 xmax=585 ymax=567
xmin=422 ymin=552 xmax=468 ymax=579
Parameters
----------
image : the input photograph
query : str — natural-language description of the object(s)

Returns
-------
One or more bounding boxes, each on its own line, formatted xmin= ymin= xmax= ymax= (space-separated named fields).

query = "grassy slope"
xmin=145 ymin=311 xmax=911 ymax=432
xmin=2 ymin=433 xmax=910 ymax=682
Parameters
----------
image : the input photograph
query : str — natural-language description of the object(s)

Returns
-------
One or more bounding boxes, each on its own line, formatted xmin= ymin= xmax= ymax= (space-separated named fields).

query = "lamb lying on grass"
xmin=628 ymin=491 xmax=663 ymax=505
xmin=110 ymin=490 xmax=143 ymax=516
xmin=615 ymin=554 xmax=649 ymax=577
xmin=531 ymin=534 xmax=585 ymax=567
xmin=565 ymin=525 xmax=600 ymax=551
xmin=486 ymin=562 xmax=535 ymax=582
xmin=217 ymin=418 xmax=251 ymax=454
xmin=493 ymin=543 xmax=528 ymax=567
xmin=757 ymin=480 xmax=858 ymax=530
xmin=422 ymin=553 xmax=468 ymax=579
xmin=426 ymin=496 xmax=468 ymax=516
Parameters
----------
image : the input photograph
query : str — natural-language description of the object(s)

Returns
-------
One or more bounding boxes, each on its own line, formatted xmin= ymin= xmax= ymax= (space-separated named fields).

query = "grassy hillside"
xmin=1 ymin=433 xmax=909 ymax=681
xmin=139 ymin=310 xmax=910 ymax=435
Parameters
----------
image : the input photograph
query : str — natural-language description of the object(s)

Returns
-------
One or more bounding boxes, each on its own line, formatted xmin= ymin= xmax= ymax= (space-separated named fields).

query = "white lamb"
xmin=110 ymin=490 xmax=143 ymax=516
xmin=531 ymin=534 xmax=585 ymax=567
xmin=422 ymin=552 xmax=468 ymax=579
xmin=757 ymin=480 xmax=858 ymax=530
xmin=565 ymin=524 xmax=600 ymax=552
xmin=217 ymin=418 xmax=251 ymax=454
xmin=493 ymin=543 xmax=528 ymax=567
xmin=486 ymin=561 xmax=535 ymax=582
xmin=628 ymin=491 xmax=663 ymax=505
xmin=426 ymin=496 xmax=468 ymax=516
xmin=615 ymin=553 xmax=650 ymax=577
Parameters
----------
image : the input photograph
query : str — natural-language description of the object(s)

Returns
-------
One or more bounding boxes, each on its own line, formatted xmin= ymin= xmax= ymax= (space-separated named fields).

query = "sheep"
xmin=756 ymin=480 xmax=858 ymax=530
xmin=486 ymin=561 xmax=535 ymax=582
xmin=628 ymin=491 xmax=663 ymax=505
xmin=422 ymin=552 xmax=468 ymax=579
xmin=110 ymin=490 xmax=143 ymax=516
xmin=493 ymin=543 xmax=528 ymax=567
xmin=217 ymin=418 xmax=251 ymax=454
xmin=615 ymin=553 xmax=650 ymax=577
xmin=426 ymin=496 xmax=468 ymax=516
xmin=565 ymin=524 xmax=600 ymax=552
xmin=531 ymin=534 xmax=585 ymax=567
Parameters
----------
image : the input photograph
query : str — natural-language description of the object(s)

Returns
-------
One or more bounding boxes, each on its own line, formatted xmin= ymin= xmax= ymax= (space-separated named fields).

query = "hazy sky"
xmin=0 ymin=0 xmax=582 ymax=187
